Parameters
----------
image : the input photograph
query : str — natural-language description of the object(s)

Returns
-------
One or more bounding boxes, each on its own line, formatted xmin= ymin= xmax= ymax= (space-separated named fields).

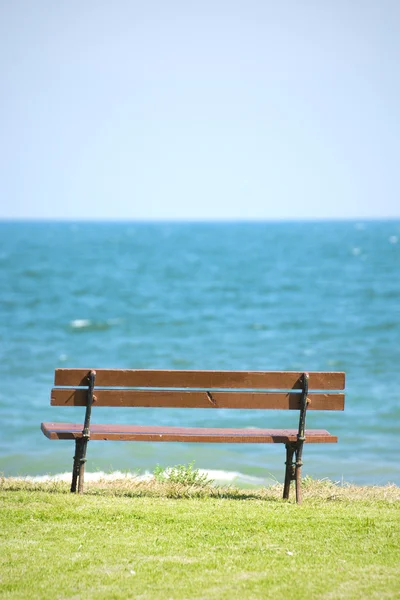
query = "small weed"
xmin=153 ymin=461 xmax=214 ymax=487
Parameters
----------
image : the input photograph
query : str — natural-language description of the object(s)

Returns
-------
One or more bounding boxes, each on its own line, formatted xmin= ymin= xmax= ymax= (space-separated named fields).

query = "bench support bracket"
xmin=282 ymin=372 xmax=309 ymax=504
xmin=70 ymin=370 xmax=96 ymax=494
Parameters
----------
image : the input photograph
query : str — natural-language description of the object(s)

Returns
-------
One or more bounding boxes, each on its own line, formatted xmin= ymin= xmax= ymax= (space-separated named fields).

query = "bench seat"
xmin=41 ymin=422 xmax=337 ymax=444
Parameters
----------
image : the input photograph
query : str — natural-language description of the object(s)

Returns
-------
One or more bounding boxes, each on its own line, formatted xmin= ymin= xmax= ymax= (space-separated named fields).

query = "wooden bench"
xmin=41 ymin=368 xmax=345 ymax=503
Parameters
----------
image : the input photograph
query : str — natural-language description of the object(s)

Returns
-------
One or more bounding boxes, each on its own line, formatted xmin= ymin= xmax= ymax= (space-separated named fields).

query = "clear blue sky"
xmin=1 ymin=1 xmax=399 ymax=220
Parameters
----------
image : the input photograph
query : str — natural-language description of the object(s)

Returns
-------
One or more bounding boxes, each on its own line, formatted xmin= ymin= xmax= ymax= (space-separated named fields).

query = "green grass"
xmin=0 ymin=477 xmax=399 ymax=599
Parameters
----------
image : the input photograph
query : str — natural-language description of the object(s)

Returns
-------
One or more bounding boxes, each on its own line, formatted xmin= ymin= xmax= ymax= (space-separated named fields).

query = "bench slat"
xmin=51 ymin=389 xmax=345 ymax=410
xmin=41 ymin=423 xmax=338 ymax=443
xmin=54 ymin=369 xmax=345 ymax=390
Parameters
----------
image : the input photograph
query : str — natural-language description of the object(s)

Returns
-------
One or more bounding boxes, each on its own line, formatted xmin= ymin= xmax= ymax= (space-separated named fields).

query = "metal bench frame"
xmin=69 ymin=370 xmax=311 ymax=503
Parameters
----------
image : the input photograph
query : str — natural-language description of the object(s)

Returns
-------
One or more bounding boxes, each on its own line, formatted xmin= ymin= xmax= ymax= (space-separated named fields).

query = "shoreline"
xmin=1 ymin=472 xmax=399 ymax=503
xmin=0 ymin=468 xmax=267 ymax=487
xmin=2 ymin=468 xmax=399 ymax=488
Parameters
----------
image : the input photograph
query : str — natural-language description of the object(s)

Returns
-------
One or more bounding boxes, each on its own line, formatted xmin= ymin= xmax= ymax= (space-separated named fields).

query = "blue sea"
xmin=0 ymin=221 xmax=399 ymax=486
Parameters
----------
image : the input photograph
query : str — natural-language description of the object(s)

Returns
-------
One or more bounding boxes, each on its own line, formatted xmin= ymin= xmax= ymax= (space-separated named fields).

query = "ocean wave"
xmin=20 ymin=471 xmax=153 ymax=483
xmin=68 ymin=318 xmax=122 ymax=331
xmin=198 ymin=469 xmax=265 ymax=485
xmin=18 ymin=469 xmax=266 ymax=486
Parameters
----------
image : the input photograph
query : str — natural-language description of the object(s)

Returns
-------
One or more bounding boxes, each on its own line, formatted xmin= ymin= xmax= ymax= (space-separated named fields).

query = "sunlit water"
xmin=1 ymin=221 xmax=399 ymax=485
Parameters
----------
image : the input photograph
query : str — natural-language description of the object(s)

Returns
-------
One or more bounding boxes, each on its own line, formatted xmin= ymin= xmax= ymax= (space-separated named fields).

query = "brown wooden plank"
xmin=41 ymin=422 xmax=338 ymax=443
xmin=54 ymin=369 xmax=345 ymax=390
xmin=50 ymin=389 xmax=345 ymax=410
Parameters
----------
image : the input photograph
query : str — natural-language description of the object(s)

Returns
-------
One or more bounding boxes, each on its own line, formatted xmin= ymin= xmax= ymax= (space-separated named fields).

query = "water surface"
xmin=1 ymin=221 xmax=399 ymax=485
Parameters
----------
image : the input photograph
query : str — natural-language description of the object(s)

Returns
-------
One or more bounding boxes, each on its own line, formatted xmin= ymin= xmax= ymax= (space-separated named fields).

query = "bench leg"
xmin=283 ymin=444 xmax=295 ymax=500
xmin=71 ymin=439 xmax=82 ymax=493
xmin=294 ymin=443 xmax=305 ymax=505
xmin=70 ymin=438 xmax=88 ymax=494
xmin=78 ymin=439 xmax=88 ymax=494
xmin=295 ymin=458 xmax=302 ymax=505
xmin=283 ymin=444 xmax=304 ymax=504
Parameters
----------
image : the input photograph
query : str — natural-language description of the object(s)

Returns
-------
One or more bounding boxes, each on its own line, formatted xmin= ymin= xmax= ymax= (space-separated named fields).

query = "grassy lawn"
xmin=0 ymin=478 xmax=399 ymax=599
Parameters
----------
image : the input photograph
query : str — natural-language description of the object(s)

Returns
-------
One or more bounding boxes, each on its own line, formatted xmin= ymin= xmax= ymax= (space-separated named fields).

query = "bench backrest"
xmin=51 ymin=369 xmax=345 ymax=411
